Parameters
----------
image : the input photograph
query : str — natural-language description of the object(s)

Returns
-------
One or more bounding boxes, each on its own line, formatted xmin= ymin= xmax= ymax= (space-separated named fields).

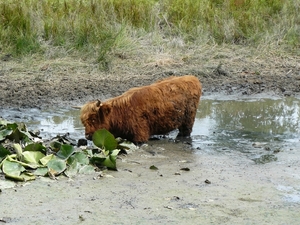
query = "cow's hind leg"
xmin=177 ymin=122 xmax=193 ymax=144
xmin=177 ymin=108 xmax=197 ymax=137
xmin=177 ymin=125 xmax=192 ymax=137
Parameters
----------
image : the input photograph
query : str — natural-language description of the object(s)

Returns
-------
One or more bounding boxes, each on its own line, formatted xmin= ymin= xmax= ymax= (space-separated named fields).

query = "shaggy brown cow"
xmin=80 ymin=75 xmax=202 ymax=143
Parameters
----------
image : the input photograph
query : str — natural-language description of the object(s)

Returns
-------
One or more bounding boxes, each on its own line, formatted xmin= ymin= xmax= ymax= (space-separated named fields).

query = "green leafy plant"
xmin=0 ymin=119 xmax=128 ymax=182
xmin=91 ymin=129 xmax=120 ymax=170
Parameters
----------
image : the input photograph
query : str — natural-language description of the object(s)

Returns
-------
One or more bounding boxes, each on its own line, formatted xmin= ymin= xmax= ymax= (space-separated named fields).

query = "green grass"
xmin=0 ymin=0 xmax=299 ymax=58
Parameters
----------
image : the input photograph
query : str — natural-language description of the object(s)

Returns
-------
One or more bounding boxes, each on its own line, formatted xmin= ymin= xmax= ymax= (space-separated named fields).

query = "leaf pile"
xmin=0 ymin=118 xmax=127 ymax=182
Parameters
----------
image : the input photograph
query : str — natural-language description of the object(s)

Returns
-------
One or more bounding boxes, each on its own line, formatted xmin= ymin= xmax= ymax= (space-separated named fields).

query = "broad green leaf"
xmin=65 ymin=160 xmax=94 ymax=177
xmin=5 ymin=174 xmax=25 ymax=181
xmin=0 ymin=155 xmax=9 ymax=168
xmin=71 ymin=152 xmax=89 ymax=165
xmin=0 ymin=129 xmax=13 ymax=141
xmin=40 ymin=154 xmax=55 ymax=166
xmin=64 ymin=159 xmax=80 ymax=177
xmin=22 ymin=151 xmax=45 ymax=166
xmin=0 ymin=144 xmax=10 ymax=162
xmin=111 ymin=149 xmax=120 ymax=157
xmin=50 ymin=141 xmax=62 ymax=152
xmin=24 ymin=143 xmax=46 ymax=153
xmin=34 ymin=167 xmax=48 ymax=176
xmin=6 ymin=124 xmax=25 ymax=142
xmin=67 ymin=155 xmax=76 ymax=165
xmin=47 ymin=158 xmax=67 ymax=175
xmin=20 ymin=172 xmax=36 ymax=181
xmin=13 ymin=143 xmax=23 ymax=159
xmin=6 ymin=154 xmax=39 ymax=169
xmin=56 ymin=144 xmax=75 ymax=160
xmin=92 ymin=129 xmax=117 ymax=151
xmin=102 ymin=156 xmax=116 ymax=170
xmin=90 ymin=153 xmax=106 ymax=165
xmin=4 ymin=171 xmax=35 ymax=181
xmin=15 ymin=122 xmax=35 ymax=142
xmin=5 ymin=154 xmax=17 ymax=164
xmin=78 ymin=165 xmax=95 ymax=174
xmin=6 ymin=123 xmax=18 ymax=131
xmin=83 ymin=149 xmax=94 ymax=157
xmin=2 ymin=159 xmax=26 ymax=181
xmin=102 ymin=150 xmax=120 ymax=170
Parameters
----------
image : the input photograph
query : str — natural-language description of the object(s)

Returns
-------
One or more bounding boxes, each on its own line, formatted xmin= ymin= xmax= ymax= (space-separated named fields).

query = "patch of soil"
xmin=0 ymin=45 xmax=299 ymax=108
xmin=0 ymin=140 xmax=299 ymax=224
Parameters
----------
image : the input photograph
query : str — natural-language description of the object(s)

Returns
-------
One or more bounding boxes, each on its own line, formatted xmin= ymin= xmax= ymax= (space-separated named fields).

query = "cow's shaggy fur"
xmin=80 ymin=75 xmax=202 ymax=143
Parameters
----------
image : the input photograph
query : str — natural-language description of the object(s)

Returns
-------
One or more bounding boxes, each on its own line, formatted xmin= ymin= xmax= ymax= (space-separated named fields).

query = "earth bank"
xmin=0 ymin=45 xmax=299 ymax=108
xmin=1 ymin=140 xmax=299 ymax=224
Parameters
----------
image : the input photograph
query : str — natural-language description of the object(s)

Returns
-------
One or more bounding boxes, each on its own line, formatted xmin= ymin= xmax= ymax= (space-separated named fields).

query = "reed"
xmin=0 ymin=0 xmax=298 ymax=58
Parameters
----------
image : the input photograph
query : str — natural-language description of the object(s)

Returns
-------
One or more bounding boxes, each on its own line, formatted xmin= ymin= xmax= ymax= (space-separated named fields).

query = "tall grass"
xmin=162 ymin=0 xmax=299 ymax=44
xmin=0 ymin=0 xmax=299 ymax=58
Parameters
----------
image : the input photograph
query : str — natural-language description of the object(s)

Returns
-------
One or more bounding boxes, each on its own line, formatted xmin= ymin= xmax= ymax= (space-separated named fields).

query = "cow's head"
xmin=80 ymin=100 xmax=111 ymax=140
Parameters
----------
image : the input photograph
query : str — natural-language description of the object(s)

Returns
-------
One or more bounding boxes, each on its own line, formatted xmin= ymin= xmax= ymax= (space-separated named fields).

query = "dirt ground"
xmin=0 ymin=140 xmax=299 ymax=224
xmin=0 ymin=45 xmax=300 ymax=224
xmin=1 ymin=45 xmax=299 ymax=108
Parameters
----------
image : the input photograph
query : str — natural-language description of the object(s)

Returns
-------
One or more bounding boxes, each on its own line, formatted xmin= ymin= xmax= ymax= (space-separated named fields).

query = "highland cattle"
xmin=80 ymin=75 xmax=202 ymax=143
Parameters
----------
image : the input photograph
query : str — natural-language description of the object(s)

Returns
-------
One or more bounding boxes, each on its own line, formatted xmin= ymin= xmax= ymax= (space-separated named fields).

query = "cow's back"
xmin=116 ymin=75 xmax=202 ymax=137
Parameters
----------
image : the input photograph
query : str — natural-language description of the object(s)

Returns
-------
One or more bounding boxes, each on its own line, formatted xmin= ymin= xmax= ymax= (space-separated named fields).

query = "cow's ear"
xmin=95 ymin=99 xmax=102 ymax=108
xmin=98 ymin=105 xmax=111 ymax=116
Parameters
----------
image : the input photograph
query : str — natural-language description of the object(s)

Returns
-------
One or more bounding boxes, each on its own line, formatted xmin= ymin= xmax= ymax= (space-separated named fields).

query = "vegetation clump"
xmin=0 ymin=0 xmax=298 ymax=59
xmin=0 ymin=118 xmax=128 ymax=182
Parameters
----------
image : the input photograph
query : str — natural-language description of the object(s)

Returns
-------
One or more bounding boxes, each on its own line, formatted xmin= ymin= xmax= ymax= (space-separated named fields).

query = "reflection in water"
xmin=192 ymin=97 xmax=300 ymax=158
xmin=0 ymin=108 xmax=84 ymax=140
xmin=38 ymin=108 xmax=84 ymax=139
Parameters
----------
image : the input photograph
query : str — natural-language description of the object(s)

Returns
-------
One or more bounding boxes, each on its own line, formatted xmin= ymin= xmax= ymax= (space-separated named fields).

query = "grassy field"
xmin=0 ymin=0 xmax=299 ymax=63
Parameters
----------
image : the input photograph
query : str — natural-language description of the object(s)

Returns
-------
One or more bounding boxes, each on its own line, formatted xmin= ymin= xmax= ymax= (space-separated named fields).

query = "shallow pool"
xmin=192 ymin=95 xmax=300 ymax=162
xmin=1 ymin=95 xmax=300 ymax=163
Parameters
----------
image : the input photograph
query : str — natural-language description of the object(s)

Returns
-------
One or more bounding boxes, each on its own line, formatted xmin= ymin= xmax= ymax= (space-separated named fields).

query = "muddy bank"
xmin=0 ymin=46 xmax=300 ymax=108
xmin=1 ymin=67 xmax=299 ymax=109
xmin=0 ymin=142 xmax=300 ymax=225
xmin=0 ymin=140 xmax=299 ymax=224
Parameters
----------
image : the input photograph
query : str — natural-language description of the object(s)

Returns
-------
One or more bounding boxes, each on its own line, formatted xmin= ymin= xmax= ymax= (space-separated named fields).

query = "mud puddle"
xmin=1 ymin=94 xmax=299 ymax=162
xmin=193 ymin=94 xmax=300 ymax=162
xmin=0 ymin=107 xmax=83 ymax=140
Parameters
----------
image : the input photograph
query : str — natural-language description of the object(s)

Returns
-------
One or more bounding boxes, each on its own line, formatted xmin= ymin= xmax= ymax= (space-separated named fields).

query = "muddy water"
xmin=193 ymin=95 xmax=300 ymax=162
xmin=0 ymin=107 xmax=83 ymax=140
xmin=2 ymin=95 xmax=299 ymax=160
xmin=1 ymin=95 xmax=300 ymax=224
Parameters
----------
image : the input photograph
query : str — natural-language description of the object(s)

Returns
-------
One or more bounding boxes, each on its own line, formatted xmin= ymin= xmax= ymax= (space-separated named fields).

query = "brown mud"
xmin=1 ymin=140 xmax=299 ymax=224
xmin=0 ymin=46 xmax=299 ymax=108
xmin=0 ymin=45 xmax=300 ymax=224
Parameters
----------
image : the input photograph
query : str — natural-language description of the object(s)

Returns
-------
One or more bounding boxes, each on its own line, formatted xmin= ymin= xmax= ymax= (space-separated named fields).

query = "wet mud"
xmin=0 ymin=140 xmax=299 ymax=224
